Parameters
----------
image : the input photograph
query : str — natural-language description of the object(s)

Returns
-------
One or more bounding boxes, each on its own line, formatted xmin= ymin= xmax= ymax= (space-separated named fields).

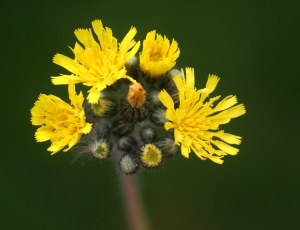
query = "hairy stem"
xmin=119 ymin=173 xmax=150 ymax=230
xmin=112 ymin=145 xmax=151 ymax=230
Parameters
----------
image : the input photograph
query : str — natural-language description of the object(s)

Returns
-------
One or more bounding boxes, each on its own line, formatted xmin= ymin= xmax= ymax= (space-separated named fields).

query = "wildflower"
xmin=139 ymin=30 xmax=180 ymax=78
xmin=51 ymin=20 xmax=140 ymax=104
xmin=31 ymin=82 xmax=92 ymax=155
xmin=140 ymin=144 xmax=162 ymax=168
xmin=158 ymin=68 xmax=246 ymax=164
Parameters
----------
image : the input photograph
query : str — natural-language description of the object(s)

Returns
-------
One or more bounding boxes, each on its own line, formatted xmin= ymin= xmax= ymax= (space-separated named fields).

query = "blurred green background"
xmin=1 ymin=0 xmax=299 ymax=229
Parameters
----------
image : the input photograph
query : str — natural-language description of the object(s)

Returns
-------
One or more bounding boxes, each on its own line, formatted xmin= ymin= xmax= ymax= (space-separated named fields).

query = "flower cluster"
xmin=31 ymin=19 xmax=246 ymax=173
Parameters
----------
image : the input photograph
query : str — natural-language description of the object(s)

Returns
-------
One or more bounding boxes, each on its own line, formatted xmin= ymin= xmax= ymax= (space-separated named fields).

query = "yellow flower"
xmin=31 ymin=83 xmax=93 ymax=155
xmin=140 ymin=144 xmax=162 ymax=167
xmin=51 ymin=20 xmax=140 ymax=104
xmin=158 ymin=68 xmax=246 ymax=164
xmin=139 ymin=30 xmax=180 ymax=78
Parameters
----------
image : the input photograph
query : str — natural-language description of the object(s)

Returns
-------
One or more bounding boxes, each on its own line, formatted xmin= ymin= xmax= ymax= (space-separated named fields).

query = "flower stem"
xmin=119 ymin=173 xmax=151 ymax=230
xmin=112 ymin=145 xmax=150 ymax=230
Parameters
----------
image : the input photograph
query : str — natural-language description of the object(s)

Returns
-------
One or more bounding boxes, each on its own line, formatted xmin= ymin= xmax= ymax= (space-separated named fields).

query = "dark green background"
xmin=2 ymin=0 xmax=299 ymax=229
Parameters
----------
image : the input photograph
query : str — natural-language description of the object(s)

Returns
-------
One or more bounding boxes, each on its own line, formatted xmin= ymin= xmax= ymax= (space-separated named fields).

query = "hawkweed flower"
xmin=51 ymin=20 xmax=140 ymax=104
xmin=31 ymin=19 xmax=248 ymax=230
xmin=31 ymin=82 xmax=92 ymax=155
xmin=31 ymin=19 xmax=246 ymax=172
xmin=158 ymin=68 xmax=246 ymax=164
xmin=140 ymin=30 xmax=180 ymax=78
xmin=140 ymin=144 xmax=163 ymax=168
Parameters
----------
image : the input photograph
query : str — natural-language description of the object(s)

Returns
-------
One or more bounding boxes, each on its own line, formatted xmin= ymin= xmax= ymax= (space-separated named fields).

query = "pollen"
xmin=140 ymin=144 xmax=162 ymax=168
xmin=127 ymin=83 xmax=146 ymax=108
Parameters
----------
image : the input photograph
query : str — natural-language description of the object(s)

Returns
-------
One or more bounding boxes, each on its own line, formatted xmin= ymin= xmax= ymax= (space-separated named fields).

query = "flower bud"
xmin=140 ymin=126 xmax=156 ymax=143
xmin=120 ymin=83 xmax=150 ymax=122
xmin=112 ymin=119 xmax=134 ymax=137
xmin=90 ymin=138 xmax=112 ymax=160
xmin=125 ymin=55 xmax=139 ymax=80
xmin=149 ymin=107 xmax=167 ymax=126
xmin=92 ymin=119 xmax=111 ymax=138
xmin=119 ymin=154 xmax=139 ymax=174
xmin=155 ymin=137 xmax=178 ymax=157
xmin=91 ymin=97 xmax=118 ymax=118
xmin=118 ymin=136 xmax=138 ymax=153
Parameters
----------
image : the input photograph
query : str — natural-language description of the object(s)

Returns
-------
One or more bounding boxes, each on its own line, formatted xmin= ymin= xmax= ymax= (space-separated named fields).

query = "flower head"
xmin=31 ymin=83 xmax=92 ymax=155
xmin=158 ymin=68 xmax=246 ymax=164
xmin=51 ymin=20 xmax=140 ymax=104
xmin=139 ymin=30 xmax=180 ymax=78
xmin=140 ymin=144 xmax=162 ymax=168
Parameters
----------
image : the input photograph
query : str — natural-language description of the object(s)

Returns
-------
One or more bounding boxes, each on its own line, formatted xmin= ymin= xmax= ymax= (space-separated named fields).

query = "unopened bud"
xmin=118 ymin=136 xmax=137 ymax=153
xmin=155 ymin=137 xmax=178 ymax=157
xmin=91 ymin=97 xmax=118 ymax=118
xmin=150 ymin=108 xmax=167 ymax=126
xmin=119 ymin=154 xmax=139 ymax=174
xmin=127 ymin=83 xmax=146 ymax=108
xmin=140 ymin=126 xmax=156 ymax=143
xmin=120 ymin=84 xmax=150 ymax=122
xmin=112 ymin=119 xmax=134 ymax=137
xmin=125 ymin=56 xmax=139 ymax=80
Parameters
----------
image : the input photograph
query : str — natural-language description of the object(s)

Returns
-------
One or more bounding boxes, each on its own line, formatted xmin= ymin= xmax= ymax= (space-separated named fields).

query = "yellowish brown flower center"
xmin=150 ymin=48 xmax=163 ymax=61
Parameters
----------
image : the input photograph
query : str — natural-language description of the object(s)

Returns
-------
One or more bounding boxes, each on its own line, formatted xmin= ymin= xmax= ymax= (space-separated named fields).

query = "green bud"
xmin=119 ymin=154 xmax=139 ymax=174
xmin=140 ymin=126 xmax=156 ymax=143
xmin=155 ymin=137 xmax=178 ymax=157
xmin=112 ymin=119 xmax=134 ymax=137
xmin=118 ymin=136 xmax=137 ymax=153
xmin=91 ymin=97 xmax=118 ymax=118
xmin=150 ymin=107 xmax=167 ymax=126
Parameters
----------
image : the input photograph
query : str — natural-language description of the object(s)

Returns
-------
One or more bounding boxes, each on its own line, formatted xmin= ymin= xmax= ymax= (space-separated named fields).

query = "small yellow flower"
xmin=31 ymin=83 xmax=92 ymax=155
xmin=140 ymin=144 xmax=162 ymax=167
xmin=51 ymin=20 xmax=140 ymax=104
xmin=140 ymin=30 xmax=180 ymax=78
xmin=158 ymin=68 xmax=246 ymax=164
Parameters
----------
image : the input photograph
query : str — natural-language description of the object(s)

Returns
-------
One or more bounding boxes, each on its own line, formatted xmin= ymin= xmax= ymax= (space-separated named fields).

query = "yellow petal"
xmin=206 ymin=74 xmax=220 ymax=94
xmin=211 ymin=140 xmax=239 ymax=155
xmin=213 ymin=95 xmax=237 ymax=112
xmin=81 ymin=123 xmax=93 ymax=134
xmin=221 ymin=133 xmax=242 ymax=145
xmin=53 ymin=54 xmax=79 ymax=74
xmin=226 ymin=104 xmax=246 ymax=118
xmin=157 ymin=90 xmax=174 ymax=109
xmin=51 ymin=76 xmax=72 ymax=85
xmin=181 ymin=145 xmax=190 ymax=158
